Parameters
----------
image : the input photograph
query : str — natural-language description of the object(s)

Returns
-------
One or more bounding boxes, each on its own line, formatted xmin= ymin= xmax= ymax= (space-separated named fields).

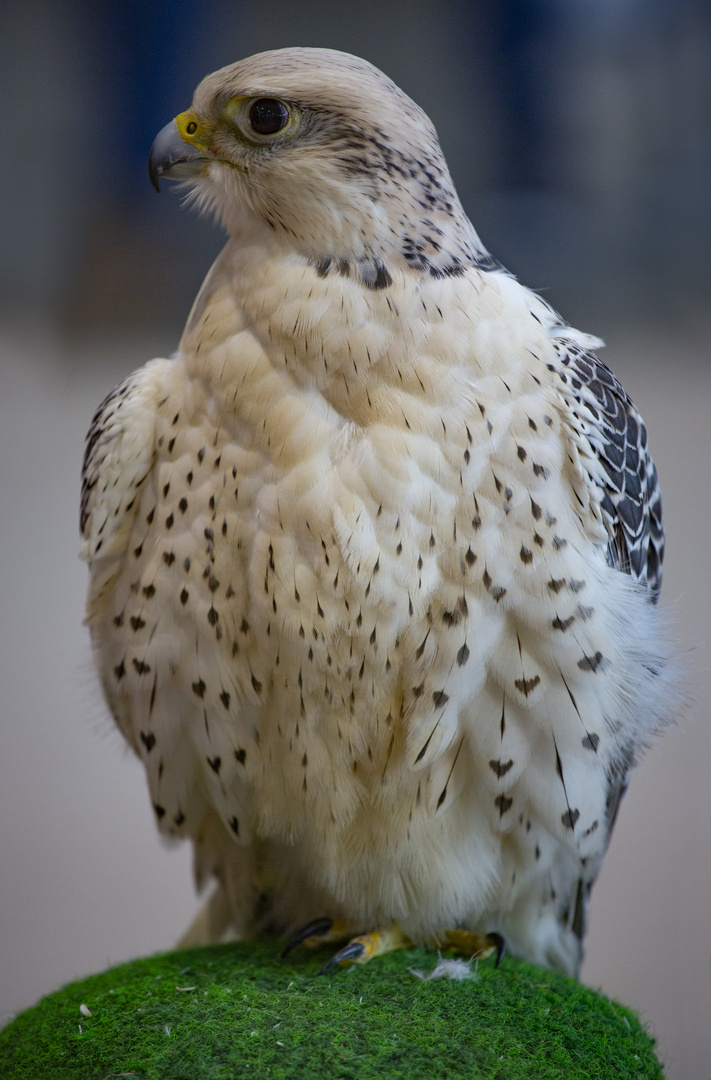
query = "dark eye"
xmin=248 ymin=98 xmax=290 ymax=135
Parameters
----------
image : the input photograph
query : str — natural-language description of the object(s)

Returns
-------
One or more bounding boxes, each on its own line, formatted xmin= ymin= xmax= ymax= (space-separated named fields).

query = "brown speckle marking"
xmin=582 ymin=733 xmax=600 ymax=752
xmin=495 ymin=794 xmax=513 ymax=816
xmin=578 ymin=651 xmax=605 ymax=673
xmin=561 ymin=808 xmax=580 ymax=830
xmin=552 ymin=615 xmax=575 ymax=632
xmin=433 ymin=689 xmax=449 ymax=708
xmin=514 ymin=674 xmax=540 ymax=697
xmin=192 ymin=679 xmax=206 ymax=698
xmin=442 ymin=607 xmax=460 ymax=627
xmin=489 ymin=758 xmax=514 ymax=778
xmin=235 ymin=748 xmax=247 ymax=765
xmin=520 ymin=546 xmax=533 ymax=565
xmin=456 ymin=642 xmax=470 ymax=666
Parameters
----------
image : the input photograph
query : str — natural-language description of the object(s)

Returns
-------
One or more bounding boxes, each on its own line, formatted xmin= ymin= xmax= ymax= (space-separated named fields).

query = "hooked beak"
xmin=148 ymin=115 xmax=210 ymax=192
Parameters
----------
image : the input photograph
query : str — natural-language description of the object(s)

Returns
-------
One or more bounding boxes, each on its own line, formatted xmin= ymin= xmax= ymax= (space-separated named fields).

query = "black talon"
xmin=281 ymin=916 xmax=334 ymax=958
xmin=486 ymin=932 xmax=506 ymax=966
xmin=318 ymin=940 xmax=365 ymax=974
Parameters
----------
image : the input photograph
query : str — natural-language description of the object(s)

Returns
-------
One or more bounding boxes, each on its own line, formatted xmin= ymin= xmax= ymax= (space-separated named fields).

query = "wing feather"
xmin=548 ymin=334 xmax=667 ymax=942
xmin=551 ymin=340 xmax=664 ymax=599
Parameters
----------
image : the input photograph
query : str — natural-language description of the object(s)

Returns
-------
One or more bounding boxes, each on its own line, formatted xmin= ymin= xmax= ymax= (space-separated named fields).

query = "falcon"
xmin=81 ymin=48 xmax=673 ymax=976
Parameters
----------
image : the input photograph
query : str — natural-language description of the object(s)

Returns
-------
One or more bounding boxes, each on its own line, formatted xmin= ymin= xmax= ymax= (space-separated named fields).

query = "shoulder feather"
xmin=80 ymin=358 xmax=173 ymax=562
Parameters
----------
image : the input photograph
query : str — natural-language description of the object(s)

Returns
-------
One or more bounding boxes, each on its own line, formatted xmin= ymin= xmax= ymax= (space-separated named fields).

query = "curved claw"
xmin=319 ymin=940 xmax=366 ymax=974
xmin=281 ymin=916 xmax=334 ymax=958
xmin=487 ymin=932 xmax=507 ymax=967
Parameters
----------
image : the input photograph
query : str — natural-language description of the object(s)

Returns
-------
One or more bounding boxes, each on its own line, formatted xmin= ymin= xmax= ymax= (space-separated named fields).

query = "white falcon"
xmin=81 ymin=48 xmax=673 ymax=976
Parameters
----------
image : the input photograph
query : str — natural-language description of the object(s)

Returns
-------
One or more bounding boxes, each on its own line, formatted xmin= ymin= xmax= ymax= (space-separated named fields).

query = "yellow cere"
xmin=175 ymin=110 xmax=208 ymax=148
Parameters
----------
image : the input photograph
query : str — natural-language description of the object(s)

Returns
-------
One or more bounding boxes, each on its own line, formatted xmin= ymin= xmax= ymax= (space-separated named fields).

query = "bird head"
xmin=149 ymin=48 xmax=493 ymax=281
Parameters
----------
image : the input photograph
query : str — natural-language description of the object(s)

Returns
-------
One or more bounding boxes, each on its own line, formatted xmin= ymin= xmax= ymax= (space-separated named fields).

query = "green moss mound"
xmin=0 ymin=940 xmax=661 ymax=1079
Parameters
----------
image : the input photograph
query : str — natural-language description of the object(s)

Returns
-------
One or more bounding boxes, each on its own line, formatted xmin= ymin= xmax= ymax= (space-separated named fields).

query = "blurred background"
xmin=0 ymin=2 xmax=709 ymax=1077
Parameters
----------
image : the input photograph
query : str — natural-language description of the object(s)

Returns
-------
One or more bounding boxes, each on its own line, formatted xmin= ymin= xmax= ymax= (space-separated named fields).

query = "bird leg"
xmin=283 ymin=917 xmax=506 ymax=972
xmin=281 ymin=916 xmax=354 ymax=957
xmin=439 ymin=929 xmax=506 ymax=966
xmin=319 ymin=923 xmax=413 ymax=973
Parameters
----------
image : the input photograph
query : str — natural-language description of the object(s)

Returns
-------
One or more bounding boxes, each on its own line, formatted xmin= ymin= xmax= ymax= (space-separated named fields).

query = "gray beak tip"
xmin=148 ymin=118 xmax=207 ymax=192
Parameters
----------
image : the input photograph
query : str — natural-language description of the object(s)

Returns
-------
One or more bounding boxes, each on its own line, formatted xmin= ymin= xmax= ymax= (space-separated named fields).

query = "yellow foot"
xmin=319 ymin=923 xmax=413 ymax=973
xmin=282 ymin=918 xmax=506 ymax=973
xmin=438 ymin=929 xmax=506 ymax=966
